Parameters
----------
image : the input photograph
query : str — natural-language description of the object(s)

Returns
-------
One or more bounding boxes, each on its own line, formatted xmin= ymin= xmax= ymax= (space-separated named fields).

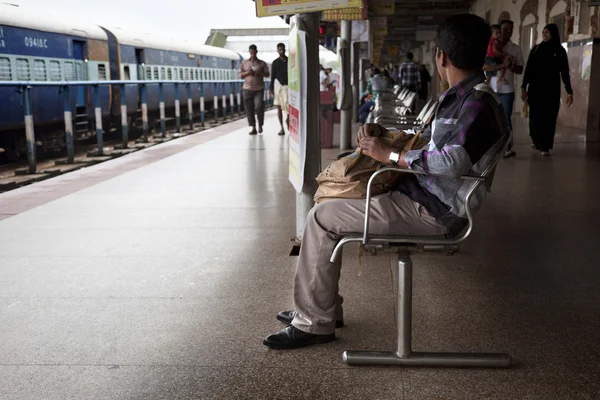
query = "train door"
xmin=135 ymin=49 xmax=145 ymax=79
xmin=72 ymin=40 xmax=86 ymax=108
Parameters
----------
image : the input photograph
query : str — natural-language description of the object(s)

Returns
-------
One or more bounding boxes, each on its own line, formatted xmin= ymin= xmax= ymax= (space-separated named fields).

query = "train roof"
xmin=0 ymin=4 xmax=108 ymax=41
xmin=106 ymin=28 xmax=242 ymax=61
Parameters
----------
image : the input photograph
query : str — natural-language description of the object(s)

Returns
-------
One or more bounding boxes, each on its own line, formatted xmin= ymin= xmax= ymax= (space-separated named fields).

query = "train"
xmin=0 ymin=4 xmax=243 ymax=161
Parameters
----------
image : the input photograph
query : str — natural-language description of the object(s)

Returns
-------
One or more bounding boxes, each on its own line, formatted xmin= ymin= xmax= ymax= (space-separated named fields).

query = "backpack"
xmin=314 ymin=126 xmax=429 ymax=204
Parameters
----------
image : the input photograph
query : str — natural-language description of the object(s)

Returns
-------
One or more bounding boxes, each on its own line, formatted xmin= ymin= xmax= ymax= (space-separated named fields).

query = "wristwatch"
xmin=389 ymin=151 xmax=400 ymax=166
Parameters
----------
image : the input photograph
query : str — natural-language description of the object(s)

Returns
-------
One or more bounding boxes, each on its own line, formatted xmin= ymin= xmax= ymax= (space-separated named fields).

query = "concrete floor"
xmin=0 ymin=110 xmax=599 ymax=399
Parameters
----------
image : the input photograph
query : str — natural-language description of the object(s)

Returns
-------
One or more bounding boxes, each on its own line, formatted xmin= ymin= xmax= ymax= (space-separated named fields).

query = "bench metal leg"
xmin=343 ymin=252 xmax=511 ymax=368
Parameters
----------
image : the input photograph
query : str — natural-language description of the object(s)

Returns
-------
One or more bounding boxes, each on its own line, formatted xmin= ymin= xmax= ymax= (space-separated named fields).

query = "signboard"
xmin=256 ymin=0 xmax=364 ymax=17
xmin=322 ymin=0 xmax=367 ymax=21
xmin=371 ymin=0 xmax=394 ymax=16
xmin=582 ymin=45 xmax=592 ymax=80
xmin=336 ymin=38 xmax=343 ymax=110
xmin=352 ymin=20 xmax=369 ymax=42
xmin=288 ymin=22 xmax=308 ymax=193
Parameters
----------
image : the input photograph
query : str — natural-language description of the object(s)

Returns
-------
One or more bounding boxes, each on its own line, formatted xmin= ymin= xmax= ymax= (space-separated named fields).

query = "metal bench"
xmin=329 ymin=133 xmax=511 ymax=368
xmin=375 ymin=99 xmax=437 ymax=128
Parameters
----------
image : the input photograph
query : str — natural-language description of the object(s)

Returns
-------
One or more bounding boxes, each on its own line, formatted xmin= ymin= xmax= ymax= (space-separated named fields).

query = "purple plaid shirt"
xmin=399 ymin=60 xmax=421 ymax=88
xmin=399 ymin=72 xmax=510 ymax=235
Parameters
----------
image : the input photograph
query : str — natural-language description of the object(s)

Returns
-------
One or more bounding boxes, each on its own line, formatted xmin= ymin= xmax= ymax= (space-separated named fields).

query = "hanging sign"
xmin=256 ymin=0 xmax=364 ymax=18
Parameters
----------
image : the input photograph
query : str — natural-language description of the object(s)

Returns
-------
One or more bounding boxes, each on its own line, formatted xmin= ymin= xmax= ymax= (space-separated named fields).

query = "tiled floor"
xmin=0 ymin=111 xmax=599 ymax=399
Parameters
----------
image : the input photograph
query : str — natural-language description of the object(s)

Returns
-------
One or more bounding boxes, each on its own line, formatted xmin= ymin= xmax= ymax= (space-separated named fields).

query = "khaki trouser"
xmin=291 ymin=191 xmax=447 ymax=335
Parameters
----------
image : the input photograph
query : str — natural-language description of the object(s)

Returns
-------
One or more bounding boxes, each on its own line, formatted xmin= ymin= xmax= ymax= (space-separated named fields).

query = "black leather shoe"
xmin=263 ymin=325 xmax=335 ymax=349
xmin=276 ymin=310 xmax=344 ymax=328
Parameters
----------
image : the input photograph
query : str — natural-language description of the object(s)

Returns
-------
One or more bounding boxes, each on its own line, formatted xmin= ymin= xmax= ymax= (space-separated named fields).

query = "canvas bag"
xmin=314 ymin=125 xmax=429 ymax=204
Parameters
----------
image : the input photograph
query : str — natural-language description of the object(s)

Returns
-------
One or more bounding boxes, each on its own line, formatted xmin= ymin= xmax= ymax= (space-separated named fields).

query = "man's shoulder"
xmin=461 ymin=83 xmax=502 ymax=112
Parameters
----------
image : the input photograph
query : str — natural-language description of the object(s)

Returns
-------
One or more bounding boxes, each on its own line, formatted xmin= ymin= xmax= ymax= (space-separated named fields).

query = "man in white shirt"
xmin=484 ymin=20 xmax=523 ymax=158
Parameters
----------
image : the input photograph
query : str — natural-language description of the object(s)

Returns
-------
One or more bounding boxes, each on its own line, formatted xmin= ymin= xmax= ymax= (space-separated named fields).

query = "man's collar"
xmin=442 ymin=72 xmax=486 ymax=100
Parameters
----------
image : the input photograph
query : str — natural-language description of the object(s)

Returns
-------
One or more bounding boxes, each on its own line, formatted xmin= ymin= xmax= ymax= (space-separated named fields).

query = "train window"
xmin=167 ymin=68 xmax=173 ymax=80
xmin=179 ymin=68 xmax=184 ymax=81
xmin=64 ymin=62 xmax=76 ymax=81
xmin=195 ymin=70 xmax=199 ymax=80
xmin=160 ymin=67 xmax=166 ymax=80
xmin=184 ymin=69 xmax=189 ymax=81
xmin=0 ymin=58 xmax=11 ymax=81
xmin=123 ymin=66 xmax=131 ymax=80
xmin=33 ymin=60 xmax=47 ymax=81
xmin=98 ymin=64 xmax=107 ymax=80
xmin=153 ymin=67 xmax=159 ymax=80
xmin=16 ymin=58 xmax=30 ymax=80
xmin=173 ymin=68 xmax=177 ymax=80
xmin=49 ymin=61 xmax=61 ymax=81
xmin=146 ymin=66 xmax=152 ymax=80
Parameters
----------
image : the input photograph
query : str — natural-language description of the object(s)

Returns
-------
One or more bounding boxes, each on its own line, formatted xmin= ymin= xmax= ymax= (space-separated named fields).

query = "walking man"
xmin=484 ymin=20 xmax=524 ymax=158
xmin=399 ymin=52 xmax=420 ymax=92
xmin=270 ymin=43 xmax=289 ymax=135
xmin=239 ymin=44 xmax=270 ymax=135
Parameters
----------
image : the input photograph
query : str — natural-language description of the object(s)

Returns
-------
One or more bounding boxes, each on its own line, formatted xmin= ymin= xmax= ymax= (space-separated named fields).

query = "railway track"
xmin=0 ymin=112 xmax=250 ymax=193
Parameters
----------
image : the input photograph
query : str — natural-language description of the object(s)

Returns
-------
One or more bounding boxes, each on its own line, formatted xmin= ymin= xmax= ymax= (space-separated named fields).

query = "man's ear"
xmin=438 ymin=49 xmax=448 ymax=68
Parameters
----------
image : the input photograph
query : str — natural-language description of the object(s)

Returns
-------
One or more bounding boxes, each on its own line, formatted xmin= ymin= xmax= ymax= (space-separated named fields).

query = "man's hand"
xmin=356 ymin=123 xmax=382 ymax=146
xmin=269 ymin=91 xmax=274 ymax=97
xmin=521 ymin=88 xmax=528 ymax=102
xmin=359 ymin=137 xmax=395 ymax=164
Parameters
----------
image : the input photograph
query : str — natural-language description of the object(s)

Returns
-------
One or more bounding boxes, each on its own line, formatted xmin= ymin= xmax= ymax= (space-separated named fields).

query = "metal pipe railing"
xmin=1 ymin=78 xmax=268 ymax=173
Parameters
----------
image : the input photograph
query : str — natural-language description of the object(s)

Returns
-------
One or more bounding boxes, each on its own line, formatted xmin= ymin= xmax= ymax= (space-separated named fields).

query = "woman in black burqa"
xmin=521 ymin=23 xmax=573 ymax=156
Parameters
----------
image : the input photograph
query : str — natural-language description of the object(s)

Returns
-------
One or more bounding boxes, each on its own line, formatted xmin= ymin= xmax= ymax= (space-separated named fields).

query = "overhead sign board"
xmin=371 ymin=0 xmax=394 ymax=16
xmin=322 ymin=6 xmax=367 ymax=21
xmin=256 ymin=0 xmax=364 ymax=17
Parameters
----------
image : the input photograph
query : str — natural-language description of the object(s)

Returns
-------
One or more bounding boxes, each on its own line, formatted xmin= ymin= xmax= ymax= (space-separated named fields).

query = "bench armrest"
xmin=362 ymin=167 xmax=486 ymax=246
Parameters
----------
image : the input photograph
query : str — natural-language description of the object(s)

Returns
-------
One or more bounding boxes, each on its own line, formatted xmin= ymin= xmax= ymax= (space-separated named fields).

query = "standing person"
xmin=398 ymin=52 xmax=420 ymax=92
xmin=418 ymin=64 xmax=431 ymax=101
xmin=262 ymin=13 xmax=509 ymax=350
xmin=364 ymin=63 xmax=374 ymax=82
xmin=521 ymin=23 xmax=574 ymax=156
xmin=483 ymin=20 xmax=523 ymax=158
xmin=270 ymin=43 xmax=288 ymax=136
xmin=319 ymin=64 xmax=329 ymax=91
xmin=239 ymin=44 xmax=270 ymax=135
xmin=391 ymin=65 xmax=400 ymax=85
xmin=358 ymin=68 xmax=389 ymax=124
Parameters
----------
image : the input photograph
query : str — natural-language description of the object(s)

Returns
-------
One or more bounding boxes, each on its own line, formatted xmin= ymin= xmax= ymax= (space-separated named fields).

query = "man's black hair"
xmin=436 ymin=14 xmax=491 ymax=71
xmin=499 ymin=19 xmax=514 ymax=26
xmin=373 ymin=68 xmax=381 ymax=75
xmin=491 ymin=24 xmax=501 ymax=31
xmin=406 ymin=52 xmax=414 ymax=60
xmin=249 ymin=44 xmax=257 ymax=51
xmin=277 ymin=42 xmax=285 ymax=48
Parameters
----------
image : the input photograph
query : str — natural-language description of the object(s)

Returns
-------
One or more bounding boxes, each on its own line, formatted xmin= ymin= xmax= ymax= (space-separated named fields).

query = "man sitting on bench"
xmin=263 ymin=14 xmax=510 ymax=350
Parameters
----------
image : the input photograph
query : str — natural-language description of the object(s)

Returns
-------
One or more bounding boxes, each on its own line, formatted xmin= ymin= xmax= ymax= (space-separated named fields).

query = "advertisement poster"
xmin=288 ymin=23 xmax=307 ymax=193
xmin=256 ymin=0 xmax=364 ymax=17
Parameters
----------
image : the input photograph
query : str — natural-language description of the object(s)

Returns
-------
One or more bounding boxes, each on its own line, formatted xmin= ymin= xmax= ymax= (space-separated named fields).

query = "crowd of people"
xmin=359 ymin=19 xmax=573 ymax=158
xmin=239 ymin=18 xmax=573 ymax=158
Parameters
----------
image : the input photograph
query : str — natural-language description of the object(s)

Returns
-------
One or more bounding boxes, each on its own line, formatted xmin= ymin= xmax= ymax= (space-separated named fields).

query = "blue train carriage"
xmin=105 ymin=28 xmax=242 ymax=128
xmin=0 ymin=5 xmax=111 ymax=157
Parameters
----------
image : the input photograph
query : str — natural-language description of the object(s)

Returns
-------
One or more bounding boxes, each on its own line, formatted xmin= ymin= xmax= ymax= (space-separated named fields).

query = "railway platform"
xmin=0 ymin=112 xmax=599 ymax=399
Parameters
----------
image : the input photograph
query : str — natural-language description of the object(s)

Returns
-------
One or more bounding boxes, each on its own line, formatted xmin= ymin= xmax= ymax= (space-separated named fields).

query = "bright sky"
xmin=8 ymin=0 xmax=289 ymax=43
